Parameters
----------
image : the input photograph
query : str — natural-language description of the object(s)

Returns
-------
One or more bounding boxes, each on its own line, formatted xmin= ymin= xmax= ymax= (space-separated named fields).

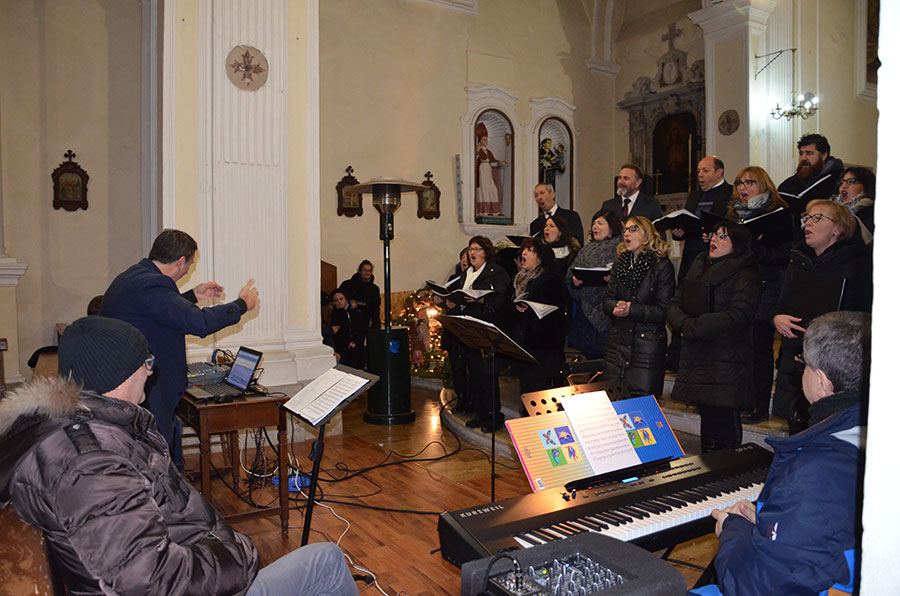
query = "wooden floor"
xmin=184 ymin=384 xmax=717 ymax=595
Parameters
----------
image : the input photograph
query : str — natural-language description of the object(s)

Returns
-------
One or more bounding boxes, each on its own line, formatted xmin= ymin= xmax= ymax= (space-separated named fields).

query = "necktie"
xmin=622 ymin=198 xmax=631 ymax=218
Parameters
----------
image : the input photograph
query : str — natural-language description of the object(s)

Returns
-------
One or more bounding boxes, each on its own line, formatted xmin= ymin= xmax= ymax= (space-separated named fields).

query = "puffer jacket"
xmin=602 ymin=254 xmax=675 ymax=397
xmin=668 ymin=251 xmax=761 ymax=408
xmin=0 ymin=378 xmax=259 ymax=595
xmin=772 ymin=237 xmax=872 ymax=419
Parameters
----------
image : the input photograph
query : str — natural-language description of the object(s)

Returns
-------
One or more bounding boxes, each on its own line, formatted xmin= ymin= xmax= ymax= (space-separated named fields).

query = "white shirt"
xmin=462 ymin=262 xmax=486 ymax=290
xmin=543 ymin=203 xmax=559 ymax=218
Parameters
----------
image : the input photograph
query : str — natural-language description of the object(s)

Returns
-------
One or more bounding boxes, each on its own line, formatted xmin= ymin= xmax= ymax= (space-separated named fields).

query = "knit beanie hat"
xmin=58 ymin=316 xmax=150 ymax=394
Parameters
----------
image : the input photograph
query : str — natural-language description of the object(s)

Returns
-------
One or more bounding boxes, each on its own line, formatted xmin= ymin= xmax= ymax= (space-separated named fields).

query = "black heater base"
xmin=364 ymin=327 xmax=414 ymax=425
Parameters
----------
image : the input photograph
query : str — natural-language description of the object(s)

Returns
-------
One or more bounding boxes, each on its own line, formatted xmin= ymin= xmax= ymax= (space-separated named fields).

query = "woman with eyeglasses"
xmin=510 ymin=239 xmax=568 ymax=394
xmin=771 ymin=200 xmax=872 ymax=432
xmin=433 ymin=236 xmax=511 ymax=431
xmin=726 ymin=166 xmax=793 ymax=424
xmin=566 ymin=209 xmax=622 ymax=358
xmin=668 ymin=222 xmax=761 ymax=452
xmin=832 ymin=166 xmax=875 ymax=238
xmin=601 ymin=216 xmax=675 ymax=398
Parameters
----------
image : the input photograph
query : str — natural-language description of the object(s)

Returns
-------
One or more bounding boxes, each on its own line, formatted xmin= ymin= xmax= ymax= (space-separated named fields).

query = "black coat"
xmin=777 ymin=156 xmax=844 ymax=221
xmin=601 ymin=191 xmax=663 ymax=222
xmin=668 ymin=252 xmax=761 ymax=408
xmin=512 ymin=269 xmax=568 ymax=380
xmin=339 ymin=273 xmax=382 ymax=328
xmin=771 ymin=236 xmax=873 ymax=419
xmin=330 ymin=305 xmax=368 ymax=368
xmin=445 ymin=262 xmax=511 ymax=326
xmin=602 ymin=254 xmax=675 ymax=397
xmin=530 ymin=207 xmax=585 ymax=247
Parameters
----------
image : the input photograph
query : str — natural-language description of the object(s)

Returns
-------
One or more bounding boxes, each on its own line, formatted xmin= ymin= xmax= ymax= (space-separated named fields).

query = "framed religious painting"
xmin=417 ymin=171 xmax=441 ymax=219
xmin=336 ymin=165 xmax=362 ymax=217
xmin=52 ymin=150 xmax=89 ymax=212
xmin=537 ymin=117 xmax=573 ymax=210
xmin=473 ymin=109 xmax=514 ymax=224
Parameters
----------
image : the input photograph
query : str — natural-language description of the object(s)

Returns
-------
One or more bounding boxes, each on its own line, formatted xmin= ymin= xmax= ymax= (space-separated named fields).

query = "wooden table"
xmin=177 ymin=392 xmax=290 ymax=534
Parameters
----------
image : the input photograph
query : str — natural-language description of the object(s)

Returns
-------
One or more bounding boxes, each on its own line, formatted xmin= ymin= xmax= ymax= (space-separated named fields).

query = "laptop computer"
xmin=185 ymin=346 xmax=264 ymax=400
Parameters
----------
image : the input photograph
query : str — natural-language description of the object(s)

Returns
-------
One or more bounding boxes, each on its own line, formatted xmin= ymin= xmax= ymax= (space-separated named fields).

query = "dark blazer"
xmin=530 ymin=206 xmax=585 ymax=247
xmin=100 ymin=259 xmax=247 ymax=445
xmin=445 ymin=262 xmax=511 ymax=326
xmin=683 ymin=181 xmax=733 ymax=216
xmin=601 ymin=191 xmax=663 ymax=222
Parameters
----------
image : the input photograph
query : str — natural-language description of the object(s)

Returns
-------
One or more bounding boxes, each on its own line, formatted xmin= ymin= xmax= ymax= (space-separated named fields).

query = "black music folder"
xmin=653 ymin=209 xmax=702 ymax=237
xmin=741 ymin=207 xmax=794 ymax=244
xmin=782 ymin=269 xmax=847 ymax=327
xmin=571 ymin=267 xmax=611 ymax=287
xmin=436 ymin=315 xmax=535 ymax=363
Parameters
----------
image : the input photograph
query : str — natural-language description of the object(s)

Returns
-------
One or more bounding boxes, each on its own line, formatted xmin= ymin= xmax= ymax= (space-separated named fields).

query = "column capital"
xmin=689 ymin=0 xmax=777 ymax=37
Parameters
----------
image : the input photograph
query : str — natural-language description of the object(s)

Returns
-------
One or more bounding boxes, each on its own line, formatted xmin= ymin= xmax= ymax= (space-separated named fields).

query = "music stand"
xmin=437 ymin=315 xmax=535 ymax=501
xmin=521 ymin=380 xmax=632 ymax=416
xmin=282 ymin=364 xmax=379 ymax=545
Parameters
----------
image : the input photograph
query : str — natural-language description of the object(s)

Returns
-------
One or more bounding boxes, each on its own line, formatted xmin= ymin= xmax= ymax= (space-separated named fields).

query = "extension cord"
xmin=272 ymin=473 xmax=312 ymax=492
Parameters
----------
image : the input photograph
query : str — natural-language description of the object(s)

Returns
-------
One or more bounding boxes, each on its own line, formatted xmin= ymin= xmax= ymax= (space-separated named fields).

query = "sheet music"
xmin=284 ymin=367 xmax=368 ymax=425
xmin=560 ymin=392 xmax=641 ymax=475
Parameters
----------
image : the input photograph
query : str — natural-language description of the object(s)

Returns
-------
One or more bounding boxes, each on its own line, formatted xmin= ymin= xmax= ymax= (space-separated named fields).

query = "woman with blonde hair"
xmin=602 ymin=216 xmax=675 ymax=397
xmin=772 ymin=199 xmax=872 ymax=432
xmin=727 ymin=166 xmax=794 ymax=424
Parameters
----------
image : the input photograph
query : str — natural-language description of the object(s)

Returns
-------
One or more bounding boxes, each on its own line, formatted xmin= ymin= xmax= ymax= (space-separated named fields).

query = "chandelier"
xmin=771 ymin=92 xmax=820 ymax=121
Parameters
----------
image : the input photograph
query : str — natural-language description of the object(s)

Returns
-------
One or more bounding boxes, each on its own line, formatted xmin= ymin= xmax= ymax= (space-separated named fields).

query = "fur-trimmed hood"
xmin=0 ymin=376 xmax=85 ymax=437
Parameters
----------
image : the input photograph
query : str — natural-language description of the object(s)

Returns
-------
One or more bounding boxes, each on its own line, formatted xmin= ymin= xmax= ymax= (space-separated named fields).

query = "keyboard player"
xmin=694 ymin=312 xmax=869 ymax=596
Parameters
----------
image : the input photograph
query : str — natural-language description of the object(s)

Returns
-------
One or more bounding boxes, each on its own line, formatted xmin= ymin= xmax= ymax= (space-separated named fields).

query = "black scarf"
xmin=615 ymin=250 xmax=656 ymax=293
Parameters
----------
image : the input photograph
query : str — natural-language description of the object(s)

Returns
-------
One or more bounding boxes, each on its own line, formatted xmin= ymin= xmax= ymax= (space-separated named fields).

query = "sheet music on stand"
xmin=436 ymin=314 xmax=535 ymax=363
xmin=284 ymin=364 xmax=379 ymax=428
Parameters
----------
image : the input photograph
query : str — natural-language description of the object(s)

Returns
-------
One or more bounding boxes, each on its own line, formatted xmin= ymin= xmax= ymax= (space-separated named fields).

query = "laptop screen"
xmin=225 ymin=347 xmax=263 ymax=391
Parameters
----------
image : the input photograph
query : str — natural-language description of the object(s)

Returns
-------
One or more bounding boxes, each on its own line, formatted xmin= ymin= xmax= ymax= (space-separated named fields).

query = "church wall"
xmin=0 ymin=0 xmax=144 ymax=376
xmin=318 ymin=0 xmax=612 ymax=295
xmin=612 ymin=2 xmax=704 ymax=180
xmin=796 ymin=0 xmax=878 ymax=170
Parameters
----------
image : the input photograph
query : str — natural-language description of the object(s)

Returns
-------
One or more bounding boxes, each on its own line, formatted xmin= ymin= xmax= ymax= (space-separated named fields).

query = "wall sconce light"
xmin=771 ymin=92 xmax=820 ymax=121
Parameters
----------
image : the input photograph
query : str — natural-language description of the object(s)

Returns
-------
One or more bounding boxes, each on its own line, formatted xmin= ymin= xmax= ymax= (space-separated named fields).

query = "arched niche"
xmin=526 ymin=97 xmax=576 ymax=220
xmin=460 ymin=86 xmax=525 ymax=237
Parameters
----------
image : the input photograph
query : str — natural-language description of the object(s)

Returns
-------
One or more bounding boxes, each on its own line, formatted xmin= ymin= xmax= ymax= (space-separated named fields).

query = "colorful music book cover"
xmin=506 ymin=393 xmax=683 ymax=492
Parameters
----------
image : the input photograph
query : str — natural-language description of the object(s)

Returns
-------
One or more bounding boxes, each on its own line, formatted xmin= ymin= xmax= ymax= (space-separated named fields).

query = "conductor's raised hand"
xmin=239 ymin=279 xmax=260 ymax=311
xmin=193 ymin=281 xmax=225 ymax=301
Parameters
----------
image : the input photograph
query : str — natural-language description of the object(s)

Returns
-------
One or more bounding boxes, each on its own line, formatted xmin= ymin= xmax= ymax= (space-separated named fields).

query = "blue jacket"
xmin=713 ymin=399 xmax=864 ymax=596
xmin=100 ymin=259 xmax=246 ymax=442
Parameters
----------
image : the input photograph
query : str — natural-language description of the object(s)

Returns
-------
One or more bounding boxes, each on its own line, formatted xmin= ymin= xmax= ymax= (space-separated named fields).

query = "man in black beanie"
xmin=0 ymin=316 xmax=357 ymax=595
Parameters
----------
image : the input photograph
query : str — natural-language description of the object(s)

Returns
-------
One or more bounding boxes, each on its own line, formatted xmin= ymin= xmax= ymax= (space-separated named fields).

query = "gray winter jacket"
xmin=0 ymin=377 xmax=259 ymax=595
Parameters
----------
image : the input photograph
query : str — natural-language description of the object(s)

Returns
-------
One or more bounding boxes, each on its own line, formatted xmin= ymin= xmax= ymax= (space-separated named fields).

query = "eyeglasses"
xmin=623 ymin=224 xmax=640 ymax=233
xmin=468 ymin=246 xmax=485 ymax=253
xmin=793 ymin=353 xmax=807 ymax=367
xmin=839 ymin=178 xmax=859 ymax=186
xmin=144 ymin=355 xmax=156 ymax=370
xmin=800 ymin=213 xmax=835 ymax=226
xmin=710 ymin=231 xmax=730 ymax=240
xmin=735 ymin=179 xmax=759 ymax=188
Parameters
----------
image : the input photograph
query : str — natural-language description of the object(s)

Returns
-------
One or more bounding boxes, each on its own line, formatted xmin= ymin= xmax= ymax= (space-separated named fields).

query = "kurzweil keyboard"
xmin=439 ymin=443 xmax=773 ymax=567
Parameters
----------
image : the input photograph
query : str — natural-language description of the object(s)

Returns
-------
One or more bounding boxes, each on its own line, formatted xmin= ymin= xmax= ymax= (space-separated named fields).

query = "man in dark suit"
xmin=778 ymin=133 xmax=844 ymax=222
xmin=601 ymin=164 xmax=663 ymax=222
xmin=674 ymin=155 xmax=733 ymax=281
xmin=529 ymin=183 xmax=585 ymax=247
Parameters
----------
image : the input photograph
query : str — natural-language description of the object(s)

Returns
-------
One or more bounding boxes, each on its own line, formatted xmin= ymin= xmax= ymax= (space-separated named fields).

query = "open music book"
xmin=506 ymin=392 xmax=683 ymax=491
xmin=513 ymin=298 xmax=559 ymax=320
xmin=653 ymin=209 xmax=702 ymax=237
xmin=284 ymin=366 xmax=378 ymax=427
xmin=426 ymin=280 xmax=494 ymax=303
